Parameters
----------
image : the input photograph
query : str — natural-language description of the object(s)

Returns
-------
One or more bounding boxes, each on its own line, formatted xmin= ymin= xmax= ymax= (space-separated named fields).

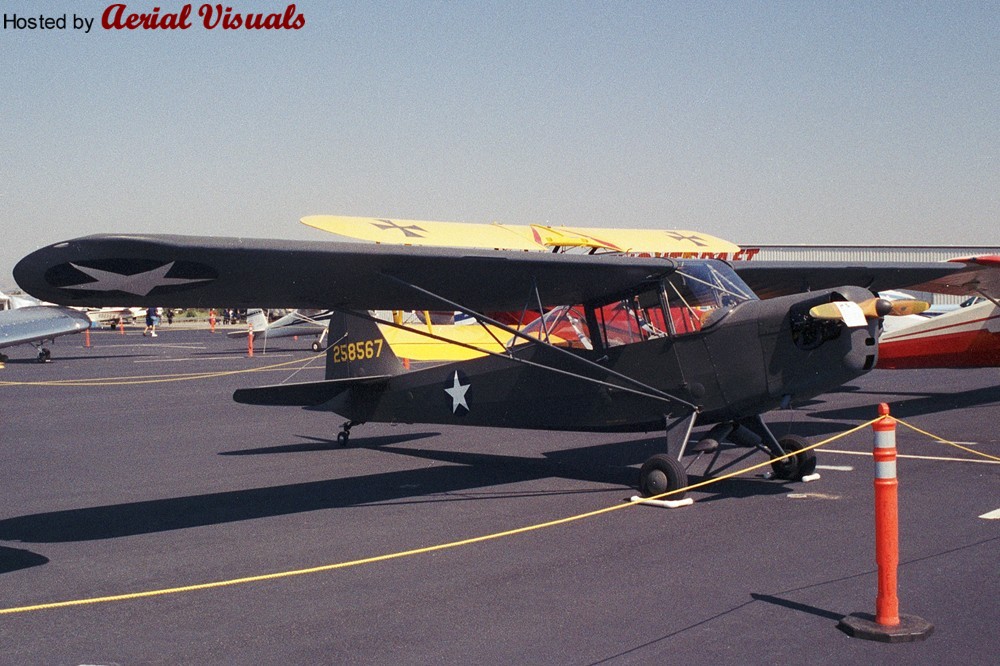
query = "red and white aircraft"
xmin=878 ymin=256 xmax=1000 ymax=368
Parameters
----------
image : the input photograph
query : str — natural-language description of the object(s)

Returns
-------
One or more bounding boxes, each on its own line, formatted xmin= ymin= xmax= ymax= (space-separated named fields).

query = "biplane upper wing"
xmin=13 ymin=234 xmax=676 ymax=311
xmin=301 ymin=215 xmax=741 ymax=255
xmin=0 ymin=305 xmax=91 ymax=350
xmin=733 ymin=261 xmax=974 ymax=300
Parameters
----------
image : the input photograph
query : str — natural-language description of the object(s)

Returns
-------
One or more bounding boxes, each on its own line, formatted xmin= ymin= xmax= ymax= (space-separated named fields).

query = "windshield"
xmin=663 ymin=261 xmax=757 ymax=333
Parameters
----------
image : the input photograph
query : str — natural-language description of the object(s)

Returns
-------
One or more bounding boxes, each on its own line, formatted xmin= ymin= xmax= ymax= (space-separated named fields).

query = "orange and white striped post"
xmin=209 ymin=309 xmax=217 ymax=333
xmin=247 ymin=324 xmax=254 ymax=357
xmin=84 ymin=327 xmax=91 ymax=348
xmin=873 ymin=403 xmax=900 ymax=626
xmin=838 ymin=403 xmax=933 ymax=642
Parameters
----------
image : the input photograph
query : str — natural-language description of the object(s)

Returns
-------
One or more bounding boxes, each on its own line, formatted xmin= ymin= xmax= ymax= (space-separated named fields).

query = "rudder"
xmin=325 ymin=310 xmax=406 ymax=380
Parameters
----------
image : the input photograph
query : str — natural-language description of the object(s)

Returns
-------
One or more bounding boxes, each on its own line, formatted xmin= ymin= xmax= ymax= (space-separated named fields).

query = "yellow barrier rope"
xmin=0 ymin=355 xmax=323 ymax=387
xmin=0 ymin=418 xmax=878 ymax=616
xmin=895 ymin=417 xmax=1000 ymax=462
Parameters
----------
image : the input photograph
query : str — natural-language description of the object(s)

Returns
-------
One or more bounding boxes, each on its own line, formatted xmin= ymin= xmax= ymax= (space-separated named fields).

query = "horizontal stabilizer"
xmin=233 ymin=375 xmax=391 ymax=406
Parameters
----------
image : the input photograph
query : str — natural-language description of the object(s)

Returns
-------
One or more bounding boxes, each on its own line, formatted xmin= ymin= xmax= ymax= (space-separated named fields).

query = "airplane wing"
xmin=301 ymin=215 xmax=741 ymax=255
xmin=13 ymin=234 xmax=676 ymax=311
xmin=902 ymin=255 xmax=1000 ymax=299
xmin=0 ymin=305 xmax=91 ymax=350
xmin=733 ymin=261 xmax=973 ymax=300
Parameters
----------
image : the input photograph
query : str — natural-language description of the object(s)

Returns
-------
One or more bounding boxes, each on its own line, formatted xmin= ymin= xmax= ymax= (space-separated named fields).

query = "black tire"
xmin=311 ymin=341 xmax=322 ymax=352
xmin=336 ymin=431 xmax=349 ymax=447
xmin=639 ymin=454 xmax=688 ymax=499
xmin=770 ymin=434 xmax=817 ymax=480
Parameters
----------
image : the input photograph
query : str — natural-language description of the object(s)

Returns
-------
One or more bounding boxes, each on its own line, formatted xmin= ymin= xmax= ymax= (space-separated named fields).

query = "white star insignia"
xmin=444 ymin=371 xmax=470 ymax=413
xmin=64 ymin=262 xmax=211 ymax=297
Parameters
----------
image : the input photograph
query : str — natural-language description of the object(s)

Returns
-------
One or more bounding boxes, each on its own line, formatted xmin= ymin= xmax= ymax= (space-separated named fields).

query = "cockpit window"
xmin=663 ymin=261 xmax=757 ymax=334
xmin=511 ymin=306 xmax=593 ymax=350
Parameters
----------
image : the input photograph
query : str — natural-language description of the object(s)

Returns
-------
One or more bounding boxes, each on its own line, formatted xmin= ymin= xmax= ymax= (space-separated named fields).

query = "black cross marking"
xmin=371 ymin=219 xmax=427 ymax=238
xmin=665 ymin=231 xmax=709 ymax=247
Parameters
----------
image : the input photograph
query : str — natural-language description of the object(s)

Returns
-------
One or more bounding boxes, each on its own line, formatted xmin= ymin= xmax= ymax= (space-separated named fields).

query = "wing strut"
xmin=374 ymin=274 xmax=700 ymax=413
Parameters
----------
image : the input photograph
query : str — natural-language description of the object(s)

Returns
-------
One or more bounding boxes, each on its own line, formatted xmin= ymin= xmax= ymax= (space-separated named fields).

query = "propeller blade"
xmin=808 ymin=301 xmax=867 ymax=326
xmin=811 ymin=298 xmax=931 ymax=323
xmin=809 ymin=303 xmax=850 ymax=321
xmin=885 ymin=299 xmax=931 ymax=316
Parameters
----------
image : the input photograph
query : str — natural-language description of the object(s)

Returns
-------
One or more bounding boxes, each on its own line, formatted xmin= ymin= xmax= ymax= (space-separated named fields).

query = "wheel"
xmin=37 ymin=348 xmax=51 ymax=363
xmin=639 ymin=454 xmax=688 ymax=499
xmin=770 ymin=434 xmax=817 ymax=480
xmin=336 ymin=431 xmax=349 ymax=447
xmin=311 ymin=341 xmax=322 ymax=352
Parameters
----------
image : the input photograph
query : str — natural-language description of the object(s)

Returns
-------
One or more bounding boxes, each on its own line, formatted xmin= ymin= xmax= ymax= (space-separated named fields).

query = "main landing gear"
xmin=637 ymin=413 xmax=817 ymax=498
xmin=639 ymin=454 xmax=688 ymax=499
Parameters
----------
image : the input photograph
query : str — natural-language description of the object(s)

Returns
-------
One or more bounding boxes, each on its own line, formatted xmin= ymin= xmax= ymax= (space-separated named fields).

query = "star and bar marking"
xmin=64 ymin=261 xmax=212 ymax=297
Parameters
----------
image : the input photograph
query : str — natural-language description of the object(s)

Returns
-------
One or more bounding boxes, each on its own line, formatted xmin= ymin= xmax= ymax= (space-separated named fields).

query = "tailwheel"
xmin=336 ymin=420 xmax=361 ymax=447
xmin=36 ymin=348 xmax=52 ymax=363
xmin=770 ymin=434 xmax=817 ymax=480
xmin=311 ymin=341 xmax=322 ymax=352
xmin=639 ymin=454 xmax=688 ymax=499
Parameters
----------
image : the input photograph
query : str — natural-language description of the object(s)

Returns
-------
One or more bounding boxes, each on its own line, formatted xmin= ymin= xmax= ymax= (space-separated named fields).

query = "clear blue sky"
xmin=2 ymin=1 xmax=997 ymax=286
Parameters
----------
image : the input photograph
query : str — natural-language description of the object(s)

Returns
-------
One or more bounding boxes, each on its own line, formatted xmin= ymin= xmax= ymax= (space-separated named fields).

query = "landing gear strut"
xmin=638 ymin=412 xmax=819 ymax=497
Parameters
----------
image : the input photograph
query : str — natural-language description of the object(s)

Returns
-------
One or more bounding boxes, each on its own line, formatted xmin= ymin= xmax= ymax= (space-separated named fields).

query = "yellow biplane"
xmin=301 ymin=215 xmax=744 ymax=362
xmin=300 ymin=215 xmax=741 ymax=258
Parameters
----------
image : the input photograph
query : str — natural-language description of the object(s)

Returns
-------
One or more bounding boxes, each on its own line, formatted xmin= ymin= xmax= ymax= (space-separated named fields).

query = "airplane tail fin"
xmin=246 ymin=308 xmax=269 ymax=333
xmin=324 ymin=310 xmax=406 ymax=380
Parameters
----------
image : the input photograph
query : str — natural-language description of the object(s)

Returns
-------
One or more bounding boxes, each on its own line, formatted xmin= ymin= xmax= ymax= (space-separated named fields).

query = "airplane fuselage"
xmin=313 ymin=286 xmax=880 ymax=433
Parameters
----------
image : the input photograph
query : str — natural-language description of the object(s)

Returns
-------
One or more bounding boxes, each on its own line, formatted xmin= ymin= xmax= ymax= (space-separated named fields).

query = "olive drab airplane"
xmin=14 ymin=233 xmax=975 ymax=497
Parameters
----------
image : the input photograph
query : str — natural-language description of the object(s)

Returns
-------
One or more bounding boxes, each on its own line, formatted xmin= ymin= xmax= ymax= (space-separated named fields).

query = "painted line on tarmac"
xmin=91 ymin=343 xmax=207 ymax=350
xmin=820 ymin=448 xmax=1000 ymax=465
xmin=815 ymin=464 xmax=853 ymax=472
xmin=134 ymin=354 xmax=294 ymax=363
xmin=979 ymin=509 xmax=1000 ymax=520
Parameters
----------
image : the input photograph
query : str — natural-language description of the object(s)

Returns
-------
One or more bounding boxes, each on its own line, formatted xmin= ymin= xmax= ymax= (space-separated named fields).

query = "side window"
xmin=596 ymin=288 xmax=670 ymax=348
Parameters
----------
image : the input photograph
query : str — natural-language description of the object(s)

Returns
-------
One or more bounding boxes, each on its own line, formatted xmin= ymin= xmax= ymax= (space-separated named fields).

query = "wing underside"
xmin=14 ymin=234 xmax=677 ymax=311
xmin=734 ymin=261 xmax=975 ymax=300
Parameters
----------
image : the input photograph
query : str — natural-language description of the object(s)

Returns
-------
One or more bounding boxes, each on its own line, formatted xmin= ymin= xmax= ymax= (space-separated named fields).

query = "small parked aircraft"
xmin=227 ymin=308 xmax=333 ymax=351
xmin=878 ymin=296 xmax=1000 ymax=368
xmin=0 ymin=291 xmax=91 ymax=362
xmin=14 ymin=233 xmax=972 ymax=495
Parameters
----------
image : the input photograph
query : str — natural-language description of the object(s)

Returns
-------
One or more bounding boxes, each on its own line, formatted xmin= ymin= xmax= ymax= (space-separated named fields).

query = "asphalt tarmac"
xmin=1 ymin=326 xmax=997 ymax=664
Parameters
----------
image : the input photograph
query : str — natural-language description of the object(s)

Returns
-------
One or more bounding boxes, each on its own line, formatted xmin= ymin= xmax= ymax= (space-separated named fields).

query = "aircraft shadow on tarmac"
xmin=809 ymin=383 xmax=1000 ymax=421
xmin=219 ymin=432 xmax=441 ymax=456
xmin=0 ymin=353 xmax=158 ymax=364
xmin=0 ymin=431 xmax=835 ymax=545
xmin=0 ymin=545 xmax=49 ymax=575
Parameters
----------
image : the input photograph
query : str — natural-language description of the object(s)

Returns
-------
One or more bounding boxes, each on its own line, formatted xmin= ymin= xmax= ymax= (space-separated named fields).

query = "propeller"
xmin=809 ymin=297 xmax=931 ymax=322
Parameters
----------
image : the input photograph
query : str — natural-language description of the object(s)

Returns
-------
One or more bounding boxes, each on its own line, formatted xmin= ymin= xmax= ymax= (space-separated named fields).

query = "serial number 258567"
xmin=330 ymin=339 xmax=384 ymax=363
